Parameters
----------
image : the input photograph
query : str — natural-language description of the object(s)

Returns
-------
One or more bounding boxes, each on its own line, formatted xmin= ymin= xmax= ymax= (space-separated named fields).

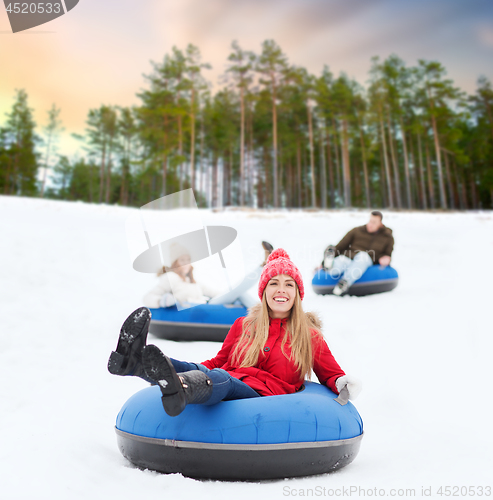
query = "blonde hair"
xmin=231 ymin=286 xmax=323 ymax=379
xmin=157 ymin=259 xmax=196 ymax=283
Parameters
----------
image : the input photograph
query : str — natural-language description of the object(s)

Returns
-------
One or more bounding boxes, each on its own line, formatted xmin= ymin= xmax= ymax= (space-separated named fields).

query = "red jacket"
xmin=201 ymin=316 xmax=345 ymax=397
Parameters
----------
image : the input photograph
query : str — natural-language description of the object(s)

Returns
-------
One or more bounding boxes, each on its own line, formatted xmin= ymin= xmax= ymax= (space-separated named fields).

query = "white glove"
xmin=336 ymin=375 xmax=362 ymax=400
xmin=159 ymin=293 xmax=176 ymax=308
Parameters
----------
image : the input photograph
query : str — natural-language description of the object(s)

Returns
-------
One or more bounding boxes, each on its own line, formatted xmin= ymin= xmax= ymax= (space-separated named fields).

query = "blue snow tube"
xmin=148 ymin=303 xmax=248 ymax=342
xmin=115 ymin=381 xmax=364 ymax=480
xmin=312 ymin=265 xmax=399 ymax=296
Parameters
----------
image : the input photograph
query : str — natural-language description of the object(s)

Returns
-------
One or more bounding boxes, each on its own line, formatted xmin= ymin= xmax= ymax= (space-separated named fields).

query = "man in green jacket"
xmin=322 ymin=211 xmax=394 ymax=296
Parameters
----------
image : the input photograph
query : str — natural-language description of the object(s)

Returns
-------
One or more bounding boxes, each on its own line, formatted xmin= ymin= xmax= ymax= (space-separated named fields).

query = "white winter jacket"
xmin=143 ymin=271 xmax=220 ymax=308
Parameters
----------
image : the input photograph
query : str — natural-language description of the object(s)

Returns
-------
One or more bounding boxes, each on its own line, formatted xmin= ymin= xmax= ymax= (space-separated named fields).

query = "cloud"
xmin=477 ymin=24 xmax=493 ymax=47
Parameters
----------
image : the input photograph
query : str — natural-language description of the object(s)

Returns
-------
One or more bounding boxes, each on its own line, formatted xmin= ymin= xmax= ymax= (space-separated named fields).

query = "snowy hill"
xmin=1 ymin=195 xmax=492 ymax=499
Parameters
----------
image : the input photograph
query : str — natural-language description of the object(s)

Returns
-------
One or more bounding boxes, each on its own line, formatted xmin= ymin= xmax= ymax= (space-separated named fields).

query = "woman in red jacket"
xmin=108 ymin=249 xmax=361 ymax=416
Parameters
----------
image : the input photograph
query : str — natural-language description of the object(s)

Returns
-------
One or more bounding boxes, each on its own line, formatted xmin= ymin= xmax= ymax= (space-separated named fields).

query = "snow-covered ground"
xmin=1 ymin=195 xmax=492 ymax=500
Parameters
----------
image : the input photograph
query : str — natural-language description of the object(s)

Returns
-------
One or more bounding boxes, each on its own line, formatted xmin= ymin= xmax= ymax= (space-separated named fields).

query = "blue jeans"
xmin=330 ymin=251 xmax=373 ymax=287
xmin=208 ymin=265 xmax=263 ymax=308
xmin=170 ymin=358 xmax=261 ymax=405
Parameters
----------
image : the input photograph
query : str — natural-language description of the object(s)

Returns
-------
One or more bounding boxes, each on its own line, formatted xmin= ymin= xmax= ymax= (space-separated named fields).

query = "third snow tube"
xmin=312 ymin=265 xmax=399 ymax=296
xmin=115 ymin=381 xmax=363 ymax=480
xmin=148 ymin=304 xmax=248 ymax=342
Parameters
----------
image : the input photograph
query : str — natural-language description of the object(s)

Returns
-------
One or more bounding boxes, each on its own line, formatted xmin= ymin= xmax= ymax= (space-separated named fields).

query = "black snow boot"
xmin=333 ymin=279 xmax=350 ymax=296
xmin=142 ymin=344 xmax=213 ymax=417
xmin=323 ymin=245 xmax=336 ymax=270
xmin=107 ymin=307 xmax=151 ymax=379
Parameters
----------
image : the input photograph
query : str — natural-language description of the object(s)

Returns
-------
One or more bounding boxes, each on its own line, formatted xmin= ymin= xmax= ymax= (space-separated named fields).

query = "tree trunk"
xmin=429 ymin=107 xmax=447 ymax=209
xmin=223 ymin=153 xmax=229 ymax=206
xmin=307 ymin=101 xmax=316 ymax=207
xmin=178 ymin=114 xmax=183 ymax=192
xmin=296 ymin=138 xmax=302 ymax=207
xmin=417 ymin=134 xmax=427 ymax=209
xmin=425 ymin=140 xmax=435 ymax=209
xmin=470 ymin=171 xmax=478 ymax=209
xmin=120 ymin=162 xmax=125 ymax=205
xmin=319 ymin=126 xmax=327 ymax=209
xmin=288 ymin=162 xmax=295 ymax=207
xmin=229 ymin=147 xmax=233 ymax=205
xmin=278 ymin=144 xmax=284 ymax=207
xmin=264 ymin=145 xmax=271 ymax=207
xmin=248 ymin=104 xmax=254 ymax=206
xmin=461 ymin=163 xmax=469 ymax=209
xmin=212 ymin=152 xmax=218 ymax=208
xmin=161 ymin=153 xmax=168 ymax=197
xmin=341 ymin=119 xmax=351 ymax=207
xmin=105 ymin=158 xmax=112 ymax=204
xmin=399 ymin=117 xmax=412 ymax=208
xmin=190 ymin=88 xmax=196 ymax=194
xmin=332 ymin=118 xmax=342 ymax=203
xmin=358 ymin=119 xmax=370 ymax=208
xmin=379 ymin=111 xmax=394 ymax=208
xmin=453 ymin=160 xmax=465 ymax=209
xmin=239 ymin=87 xmax=245 ymax=205
xmin=354 ymin=160 xmax=361 ymax=205
xmin=207 ymin=154 xmax=212 ymax=207
xmin=326 ymin=128 xmax=335 ymax=208
xmin=407 ymin=133 xmax=418 ymax=208
xmin=89 ymin=162 xmax=93 ymax=203
xmin=272 ymin=87 xmax=278 ymax=208
xmin=105 ymin=133 xmax=115 ymax=204
xmin=379 ymin=146 xmax=388 ymax=207
xmin=443 ymin=151 xmax=455 ymax=209
xmin=12 ymin=132 xmax=20 ymax=194
xmin=40 ymin=131 xmax=52 ymax=197
xmin=199 ymin=115 xmax=205 ymax=204
xmin=120 ymin=135 xmax=130 ymax=206
xmin=4 ymin=154 xmax=12 ymax=194
xmin=99 ymin=140 xmax=106 ymax=203
xmin=387 ymin=112 xmax=402 ymax=208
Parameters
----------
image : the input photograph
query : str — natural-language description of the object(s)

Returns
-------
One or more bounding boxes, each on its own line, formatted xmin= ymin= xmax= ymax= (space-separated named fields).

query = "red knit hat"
xmin=258 ymin=248 xmax=304 ymax=301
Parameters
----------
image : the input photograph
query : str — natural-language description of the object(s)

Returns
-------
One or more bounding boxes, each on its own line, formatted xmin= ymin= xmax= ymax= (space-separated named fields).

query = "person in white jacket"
xmin=143 ymin=241 xmax=273 ymax=309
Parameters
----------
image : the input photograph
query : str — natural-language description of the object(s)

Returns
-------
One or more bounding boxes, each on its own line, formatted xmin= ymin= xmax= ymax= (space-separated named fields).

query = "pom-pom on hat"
xmin=258 ymin=248 xmax=304 ymax=301
xmin=169 ymin=242 xmax=190 ymax=266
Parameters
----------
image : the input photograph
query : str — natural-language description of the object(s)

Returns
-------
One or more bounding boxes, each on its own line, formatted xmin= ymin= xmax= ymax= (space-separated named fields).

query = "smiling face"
xmin=264 ymin=274 xmax=297 ymax=319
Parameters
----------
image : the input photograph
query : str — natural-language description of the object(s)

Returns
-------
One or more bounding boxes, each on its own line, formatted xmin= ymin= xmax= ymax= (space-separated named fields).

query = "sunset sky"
xmin=1 ymin=0 xmax=493 ymax=158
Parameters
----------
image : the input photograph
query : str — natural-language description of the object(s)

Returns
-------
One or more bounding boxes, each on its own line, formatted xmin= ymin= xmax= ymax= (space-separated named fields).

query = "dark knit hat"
xmin=258 ymin=248 xmax=304 ymax=301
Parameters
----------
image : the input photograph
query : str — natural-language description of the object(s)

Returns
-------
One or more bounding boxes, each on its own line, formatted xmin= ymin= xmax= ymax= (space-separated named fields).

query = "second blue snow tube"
xmin=148 ymin=303 xmax=248 ymax=342
xmin=312 ymin=265 xmax=399 ymax=296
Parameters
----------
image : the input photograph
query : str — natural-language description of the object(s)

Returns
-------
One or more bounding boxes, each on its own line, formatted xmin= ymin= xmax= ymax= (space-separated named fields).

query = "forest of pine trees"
xmin=1 ymin=41 xmax=493 ymax=210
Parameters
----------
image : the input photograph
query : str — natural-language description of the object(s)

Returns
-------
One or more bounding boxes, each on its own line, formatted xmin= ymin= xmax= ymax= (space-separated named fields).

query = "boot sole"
xmin=142 ymin=345 xmax=186 ymax=417
xmin=108 ymin=307 xmax=151 ymax=376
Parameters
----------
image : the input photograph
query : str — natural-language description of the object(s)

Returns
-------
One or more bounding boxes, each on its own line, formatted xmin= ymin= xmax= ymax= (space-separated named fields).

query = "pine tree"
xmin=2 ymin=89 xmax=38 ymax=196
xmin=226 ymin=41 xmax=255 ymax=206
xmin=416 ymin=60 xmax=464 ymax=209
xmin=40 ymin=104 xmax=63 ymax=197
xmin=257 ymin=40 xmax=289 ymax=207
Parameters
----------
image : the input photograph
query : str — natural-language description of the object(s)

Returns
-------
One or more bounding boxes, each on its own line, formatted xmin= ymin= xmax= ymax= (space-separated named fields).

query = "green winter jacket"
xmin=332 ymin=224 xmax=394 ymax=264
